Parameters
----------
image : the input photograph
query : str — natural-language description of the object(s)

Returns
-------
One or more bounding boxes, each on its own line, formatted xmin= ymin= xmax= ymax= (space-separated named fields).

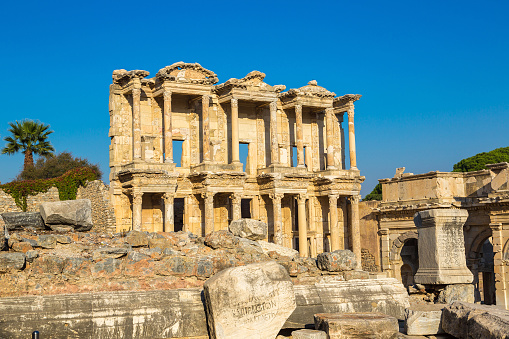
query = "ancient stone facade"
xmin=108 ymin=62 xmax=364 ymax=259
xmin=368 ymin=163 xmax=509 ymax=310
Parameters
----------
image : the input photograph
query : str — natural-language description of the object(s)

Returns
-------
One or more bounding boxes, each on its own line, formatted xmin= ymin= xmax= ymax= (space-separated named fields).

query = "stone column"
xmin=329 ymin=194 xmax=339 ymax=251
xmin=297 ymin=194 xmax=308 ymax=257
xmin=163 ymin=193 xmax=174 ymax=232
xmin=269 ymin=101 xmax=280 ymax=165
xmin=337 ymin=196 xmax=346 ymax=250
xmin=379 ymin=228 xmax=391 ymax=273
xmin=325 ymin=107 xmax=335 ymax=169
xmin=202 ymin=192 xmax=215 ymax=235
xmin=231 ymin=193 xmax=242 ymax=221
xmin=163 ymin=90 xmax=173 ymax=163
xmin=413 ymin=209 xmax=472 ymax=284
xmin=270 ymin=193 xmax=284 ymax=245
xmin=132 ymin=191 xmax=143 ymax=231
xmin=132 ymin=88 xmax=142 ymax=161
xmin=202 ymin=95 xmax=211 ymax=163
xmin=349 ymin=195 xmax=362 ymax=269
xmin=295 ymin=104 xmax=305 ymax=167
xmin=337 ymin=112 xmax=345 ymax=170
xmin=489 ymin=223 xmax=507 ymax=308
xmin=231 ymin=98 xmax=240 ymax=163
xmin=308 ymin=197 xmax=317 ymax=257
xmin=347 ymin=109 xmax=357 ymax=170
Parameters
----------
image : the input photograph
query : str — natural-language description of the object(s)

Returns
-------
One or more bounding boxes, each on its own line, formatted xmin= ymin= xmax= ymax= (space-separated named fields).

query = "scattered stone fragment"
xmin=30 ymin=256 xmax=64 ymax=275
xmin=317 ymin=250 xmax=357 ymax=272
xmin=204 ymin=230 xmax=239 ymax=249
xmin=314 ymin=312 xmax=399 ymax=339
xmin=437 ymin=284 xmax=474 ymax=304
xmin=37 ymin=235 xmax=57 ymax=249
xmin=92 ymin=247 xmax=128 ymax=261
xmin=203 ymin=261 xmax=296 ymax=339
xmin=442 ymin=301 xmax=509 ymax=339
xmin=25 ymin=250 xmax=39 ymax=263
xmin=405 ymin=303 xmax=444 ymax=336
xmin=229 ymin=218 xmax=267 ymax=240
xmin=0 ymin=212 xmax=45 ymax=230
xmin=125 ymin=230 xmax=149 ymax=247
xmin=292 ymin=329 xmax=328 ymax=339
xmin=55 ymin=235 xmax=72 ymax=244
xmin=39 ymin=199 xmax=93 ymax=231
xmin=148 ymin=238 xmax=172 ymax=250
xmin=12 ymin=241 xmax=33 ymax=253
xmin=0 ymin=252 xmax=25 ymax=272
xmin=47 ymin=225 xmax=74 ymax=233
xmin=343 ymin=270 xmax=369 ymax=280
xmin=92 ymin=258 xmax=122 ymax=274
xmin=256 ymin=240 xmax=299 ymax=259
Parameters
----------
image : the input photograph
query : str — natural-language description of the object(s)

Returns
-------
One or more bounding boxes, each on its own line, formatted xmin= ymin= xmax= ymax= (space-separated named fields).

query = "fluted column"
xmin=349 ymin=195 xmax=362 ymax=269
xmin=329 ymin=194 xmax=339 ymax=251
xmin=163 ymin=90 xmax=173 ymax=163
xmin=163 ymin=193 xmax=174 ymax=232
xmin=132 ymin=88 xmax=142 ymax=161
xmin=231 ymin=193 xmax=242 ymax=221
xmin=347 ymin=109 xmax=357 ymax=170
xmin=297 ymin=194 xmax=308 ymax=257
xmin=132 ymin=191 xmax=143 ymax=231
xmin=270 ymin=193 xmax=284 ymax=245
xmin=231 ymin=98 xmax=240 ymax=163
xmin=269 ymin=101 xmax=280 ymax=165
xmin=202 ymin=95 xmax=211 ymax=163
xmin=202 ymin=192 xmax=214 ymax=235
xmin=295 ymin=104 xmax=305 ymax=167
xmin=325 ymin=107 xmax=335 ymax=169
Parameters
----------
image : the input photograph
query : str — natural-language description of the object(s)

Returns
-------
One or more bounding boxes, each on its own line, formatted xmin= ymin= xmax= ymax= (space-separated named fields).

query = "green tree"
xmin=363 ymin=182 xmax=382 ymax=201
xmin=18 ymin=151 xmax=102 ymax=181
xmin=453 ymin=146 xmax=509 ymax=172
xmin=2 ymin=120 xmax=55 ymax=171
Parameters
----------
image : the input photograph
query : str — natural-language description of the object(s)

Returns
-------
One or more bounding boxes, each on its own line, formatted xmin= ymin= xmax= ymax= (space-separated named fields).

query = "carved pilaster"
xmin=269 ymin=101 xmax=279 ymax=165
xmin=163 ymin=90 xmax=173 ymax=163
xmin=231 ymin=98 xmax=240 ymax=163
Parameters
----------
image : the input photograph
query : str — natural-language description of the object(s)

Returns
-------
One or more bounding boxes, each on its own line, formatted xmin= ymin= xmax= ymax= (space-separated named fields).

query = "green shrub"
xmin=453 ymin=146 xmax=509 ymax=172
xmin=363 ymin=183 xmax=382 ymax=201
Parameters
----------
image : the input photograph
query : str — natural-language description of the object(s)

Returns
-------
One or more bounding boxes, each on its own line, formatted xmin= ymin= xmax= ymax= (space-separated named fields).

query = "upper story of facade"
xmin=108 ymin=62 xmax=362 ymax=187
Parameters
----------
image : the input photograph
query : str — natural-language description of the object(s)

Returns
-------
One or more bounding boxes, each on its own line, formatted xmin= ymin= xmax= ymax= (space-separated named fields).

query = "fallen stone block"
xmin=92 ymin=247 xmax=129 ymax=261
xmin=317 ymin=250 xmax=356 ymax=272
xmin=437 ymin=284 xmax=474 ymax=304
xmin=0 ymin=212 xmax=45 ymax=230
xmin=292 ymin=329 xmax=328 ymax=339
xmin=0 ymin=252 xmax=25 ymax=272
xmin=30 ymin=255 xmax=64 ymax=275
xmin=11 ymin=241 xmax=33 ymax=253
xmin=405 ymin=303 xmax=444 ymax=335
xmin=203 ymin=261 xmax=296 ymax=339
xmin=204 ymin=230 xmax=239 ymax=249
xmin=315 ymin=312 xmax=399 ymax=339
xmin=229 ymin=218 xmax=267 ymax=240
xmin=39 ymin=199 xmax=92 ymax=231
xmin=257 ymin=240 xmax=299 ymax=259
xmin=125 ymin=230 xmax=149 ymax=247
xmin=442 ymin=301 xmax=509 ymax=339
xmin=37 ymin=234 xmax=57 ymax=249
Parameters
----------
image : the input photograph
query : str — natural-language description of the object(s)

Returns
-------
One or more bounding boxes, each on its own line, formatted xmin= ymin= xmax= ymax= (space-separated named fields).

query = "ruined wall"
xmin=76 ymin=180 xmax=116 ymax=233
xmin=0 ymin=187 xmax=60 ymax=214
xmin=359 ymin=200 xmax=380 ymax=271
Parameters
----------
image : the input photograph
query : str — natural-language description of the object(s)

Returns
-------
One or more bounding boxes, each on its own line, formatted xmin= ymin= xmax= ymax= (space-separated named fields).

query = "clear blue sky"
xmin=1 ymin=0 xmax=508 ymax=196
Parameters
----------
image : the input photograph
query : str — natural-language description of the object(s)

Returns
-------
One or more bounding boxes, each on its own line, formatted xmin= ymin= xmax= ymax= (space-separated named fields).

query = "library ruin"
xmin=108 ymin=62 xmax=364 ymax=260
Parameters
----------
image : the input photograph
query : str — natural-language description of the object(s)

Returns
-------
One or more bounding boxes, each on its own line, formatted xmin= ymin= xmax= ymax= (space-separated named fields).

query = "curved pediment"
xmin=112 ymin=69 xmax=150 ymax=85
xmin=156 ymin=62 xmax=218 ymax=85
xmin=215 ymin=71 xmax=286 ymax=94
xmin=279 ymin=80 xmax=335 ymax=99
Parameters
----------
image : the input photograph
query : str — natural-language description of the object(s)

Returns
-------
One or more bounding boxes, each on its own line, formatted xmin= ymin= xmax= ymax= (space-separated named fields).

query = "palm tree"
xmin=2 ymin=120 xmax=55 ymax=171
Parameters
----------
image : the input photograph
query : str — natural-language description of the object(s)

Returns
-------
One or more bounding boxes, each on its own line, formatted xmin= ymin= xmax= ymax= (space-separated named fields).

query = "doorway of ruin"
xmin=174 ymin=198 xmax=185 ymax=232
xmin=400 ymin=238 xmax=419 ymax=288
xmin=474 ymin=237 xmax=496 ymax=305
xmin=241 ymin=199 xmax=251 ymax=218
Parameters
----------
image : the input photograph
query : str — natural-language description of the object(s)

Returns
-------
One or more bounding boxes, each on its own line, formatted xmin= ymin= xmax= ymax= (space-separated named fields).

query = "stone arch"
xmin=467 ymin=228 xmax=493 ymax=256
xmin=504 ymin=238 xmax=509 ymax=261
xmin=466 ymin=227 xmax=495 ymax=305
xmin=389 ymin=230 xmax=418 ymax=261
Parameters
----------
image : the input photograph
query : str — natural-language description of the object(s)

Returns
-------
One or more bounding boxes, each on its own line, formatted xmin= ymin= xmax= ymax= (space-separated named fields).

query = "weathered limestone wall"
xmin=76 ymin=180 xmax=116 ymax=233
xmin=359 ymin=200 xmax=380 ymax=271
xmin=0 ymin=187 xmax=59 ymax=214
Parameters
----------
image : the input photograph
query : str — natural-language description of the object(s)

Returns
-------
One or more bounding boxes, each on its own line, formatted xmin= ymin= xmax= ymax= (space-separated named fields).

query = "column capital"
xmin=347 ymin=108 xmax=355 ymax=120
xmin=269 ymin=100 xmax=278 ymax=111
xmin=231 ymin=97 xmax=238 ymax=108
xmin=297 ymin=193 xmax=307 ymax=202
xmin=349 ymin=195 xmax=360 ymax=204
xmin=490 ymin=223 xmax=503 ymax=231
xmin=132 ymin=88 xmax=141 ymax=96
xmin=328 ymin=193 xmax=339 ymax=200
xmin=230 ymin=193 xmax=242 ymax=202
xmin=163 ymin=192 xmax=174 ymax=201
xmin=269 ymin=193 xmax=284 ymax=201
xmin=163 ymin=90 xmax=172 ymax=99
xmin=201 ymin=192 xmax=215 ymax=200
xmin=295 ymin=104 xmax=302 ymax=112
xmin=378 ymin=228 xmax=389 ymax=236
xmin=133 ymin=192 xmax=143 ymax=205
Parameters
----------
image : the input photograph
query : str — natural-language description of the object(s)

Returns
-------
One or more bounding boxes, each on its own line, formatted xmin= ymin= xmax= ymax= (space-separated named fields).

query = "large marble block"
xmin=413 ymin=209 xmax=473 ymax=285
xmin=203 ymin=261 xmax=296 ymax=339
xmin=314 ymin=312 xmax=399 ymax=339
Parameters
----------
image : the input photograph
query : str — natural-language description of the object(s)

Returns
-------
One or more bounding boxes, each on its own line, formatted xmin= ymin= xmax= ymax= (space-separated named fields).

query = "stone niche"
xmin=413 ymin=209 xmax=473 ymax=285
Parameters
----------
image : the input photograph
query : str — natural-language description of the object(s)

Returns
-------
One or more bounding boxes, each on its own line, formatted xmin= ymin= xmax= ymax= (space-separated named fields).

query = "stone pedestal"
xmin=413 ymin=209 xmax=473 ymax=285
